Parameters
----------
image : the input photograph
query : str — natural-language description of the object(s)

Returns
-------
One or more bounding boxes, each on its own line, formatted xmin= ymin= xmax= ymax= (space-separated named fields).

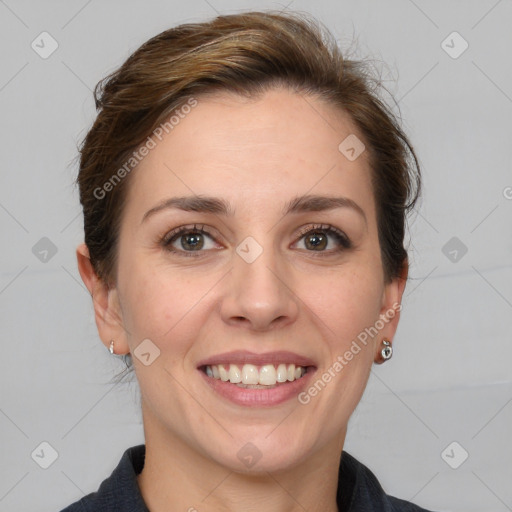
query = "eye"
xmin=160 ymin=223 xmax=352 ymax=258
xmin=161 ymin=224 xmax=220 ymax=257
xmin=294 ymin=224 xmax=351 ymax=253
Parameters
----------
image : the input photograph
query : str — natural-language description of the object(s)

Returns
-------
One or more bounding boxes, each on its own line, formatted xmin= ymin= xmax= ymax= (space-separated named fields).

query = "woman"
xmin=62 ymin=9 xmax=436 ymax=512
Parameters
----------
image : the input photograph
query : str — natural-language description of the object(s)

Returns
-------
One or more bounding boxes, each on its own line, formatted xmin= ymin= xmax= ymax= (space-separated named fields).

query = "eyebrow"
xmin=141 ymin=194 xmax=367 ymax=225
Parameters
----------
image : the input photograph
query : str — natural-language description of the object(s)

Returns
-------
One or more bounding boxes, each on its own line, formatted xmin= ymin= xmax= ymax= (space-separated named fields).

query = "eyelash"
xmin=160 ymin=223 xmax=352 ymax=258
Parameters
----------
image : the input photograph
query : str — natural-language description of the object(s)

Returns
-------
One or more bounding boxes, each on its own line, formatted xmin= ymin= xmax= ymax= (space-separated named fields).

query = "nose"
xmin=220 ymin=241 xmax=299 ymax=332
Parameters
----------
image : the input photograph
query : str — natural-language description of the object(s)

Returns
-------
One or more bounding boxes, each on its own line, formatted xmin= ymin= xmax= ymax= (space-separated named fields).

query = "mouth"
xmin=196 ymin=351 xmax=317 ymax=406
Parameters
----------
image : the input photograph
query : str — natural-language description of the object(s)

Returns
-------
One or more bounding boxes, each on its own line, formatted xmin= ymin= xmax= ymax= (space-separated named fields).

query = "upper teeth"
xmin=205 ymin=363 xmax=307 ymax=386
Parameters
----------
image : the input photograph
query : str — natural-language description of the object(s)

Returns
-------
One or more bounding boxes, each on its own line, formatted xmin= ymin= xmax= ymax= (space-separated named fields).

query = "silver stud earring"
xmin=109 ymin=340 xmax=115 ymax=355
xmin=381 ymin=339 xmax=393 ymax=361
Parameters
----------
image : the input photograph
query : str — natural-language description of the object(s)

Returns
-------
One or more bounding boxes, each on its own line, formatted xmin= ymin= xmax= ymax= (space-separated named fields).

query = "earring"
xmin=109 ymin=340 xmax=115 ymax=355
xmin=381 ymin=339 xmax=393 ymax=361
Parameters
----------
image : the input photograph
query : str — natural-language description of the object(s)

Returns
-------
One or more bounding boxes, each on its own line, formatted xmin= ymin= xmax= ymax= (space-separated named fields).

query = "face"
xmin=83 ymin=87 xmax=406 ymax=473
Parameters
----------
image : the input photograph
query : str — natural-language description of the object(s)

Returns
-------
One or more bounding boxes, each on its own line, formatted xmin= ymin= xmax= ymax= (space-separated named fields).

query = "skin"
xmin=77 ymin=87 xmax=407 ymax=512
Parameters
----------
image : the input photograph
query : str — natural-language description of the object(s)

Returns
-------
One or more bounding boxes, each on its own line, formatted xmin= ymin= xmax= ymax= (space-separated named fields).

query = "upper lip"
xmin=197 ymin=350 xmax=317 ymax=368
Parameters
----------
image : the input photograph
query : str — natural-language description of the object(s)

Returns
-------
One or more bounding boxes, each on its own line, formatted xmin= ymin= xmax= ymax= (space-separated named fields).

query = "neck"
xmin=136 ymin=411 xmax=345 ymax=512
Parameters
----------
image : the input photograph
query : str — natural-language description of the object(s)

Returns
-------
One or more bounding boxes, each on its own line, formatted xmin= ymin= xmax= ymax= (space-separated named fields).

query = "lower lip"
xmin=199 ymin=368 xmax=316 ymax=407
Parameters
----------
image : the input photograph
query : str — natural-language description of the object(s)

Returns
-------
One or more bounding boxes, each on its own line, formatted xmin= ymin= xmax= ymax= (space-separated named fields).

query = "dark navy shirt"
xmin=59 ymin=444 xmax=435 ymax=511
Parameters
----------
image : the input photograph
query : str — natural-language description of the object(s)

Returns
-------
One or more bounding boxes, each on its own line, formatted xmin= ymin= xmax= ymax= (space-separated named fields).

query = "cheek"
xmin=119 ymin=262 xmax=216 ymax=347
xmin=300 ymin=265 xmax=384 ymax=349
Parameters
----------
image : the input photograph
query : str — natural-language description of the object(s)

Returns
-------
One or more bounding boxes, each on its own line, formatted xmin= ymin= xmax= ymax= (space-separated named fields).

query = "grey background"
xmin=0 ymin=0 xmax=511 ymax=511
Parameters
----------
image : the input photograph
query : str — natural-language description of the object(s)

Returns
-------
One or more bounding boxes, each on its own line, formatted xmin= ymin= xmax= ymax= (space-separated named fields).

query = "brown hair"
xmin=77 ymin=10 xmax=420 ymax=286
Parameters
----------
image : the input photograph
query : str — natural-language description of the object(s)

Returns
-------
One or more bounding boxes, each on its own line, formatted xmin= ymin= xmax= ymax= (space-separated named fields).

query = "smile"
xmin=197 ymin=350 xmax=317 ymax=406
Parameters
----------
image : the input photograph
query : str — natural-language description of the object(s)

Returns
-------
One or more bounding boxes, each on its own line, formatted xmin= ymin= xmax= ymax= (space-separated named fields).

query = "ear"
xmin=76 ymin=243 xmax=130 ymax=355
xmin=373 ymin=259 xmax=408 ymax=364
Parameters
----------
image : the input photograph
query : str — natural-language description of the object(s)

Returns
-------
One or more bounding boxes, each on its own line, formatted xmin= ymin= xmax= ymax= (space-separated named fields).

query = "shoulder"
xmin=338 ymin=451 xmax=437 ymax=512
xmin=58 ymin=444 xmax=148 ymax=512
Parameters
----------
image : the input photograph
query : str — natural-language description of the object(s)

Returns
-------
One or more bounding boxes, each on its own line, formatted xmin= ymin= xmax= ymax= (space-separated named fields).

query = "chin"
xmin=204 ymin=426 xmax=317 ymax=475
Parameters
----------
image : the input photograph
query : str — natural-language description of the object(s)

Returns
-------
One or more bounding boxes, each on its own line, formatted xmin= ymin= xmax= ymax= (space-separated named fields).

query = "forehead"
xmin=124 ymin=87 xmax=375 ymax=220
